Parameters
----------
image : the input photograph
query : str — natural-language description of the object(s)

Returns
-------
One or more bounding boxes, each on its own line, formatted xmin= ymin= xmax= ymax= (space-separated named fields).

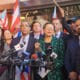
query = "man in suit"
xmin=74 ymin=18 xmax=80 ymax=80
xmin=65 ymin=18 xmax=80 ymax=80
xmin=52 ymin=18 xmax=64 ymax=38
xmin=12 ymin=23 xmax=22 ymax=38
xmin=30 ymin=21 xmax=43 ymax=40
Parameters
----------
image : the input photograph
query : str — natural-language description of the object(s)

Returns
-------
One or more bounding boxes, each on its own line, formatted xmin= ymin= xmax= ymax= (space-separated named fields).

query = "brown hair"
xmin=43 ymin=22 xmax=52 ymax=29
xmin=31 ymin=21 xmax=41 ymax=30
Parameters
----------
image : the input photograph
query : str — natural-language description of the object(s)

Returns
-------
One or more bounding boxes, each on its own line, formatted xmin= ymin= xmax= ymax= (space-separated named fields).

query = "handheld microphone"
xmin=14 ymin=43 xmax=24 ymax=51
xmin=46 ymin=46 xmax=53 ymax=55
xmin=0 ymin=43 xmax=25 ymax=58
xmin=50 ymin=52 xmax=57 ymax=59
xmin=31 ymin=53 xmax=38 ymax=60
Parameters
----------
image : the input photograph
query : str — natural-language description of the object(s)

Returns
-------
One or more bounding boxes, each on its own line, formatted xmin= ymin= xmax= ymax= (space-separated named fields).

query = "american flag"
xmin=21 ymin=66 xmax=30 ymax=80
xmin=10 ymin=0 xmax=20 ymax=32
xmin=0 ymin=10 xmax=8 ymax=30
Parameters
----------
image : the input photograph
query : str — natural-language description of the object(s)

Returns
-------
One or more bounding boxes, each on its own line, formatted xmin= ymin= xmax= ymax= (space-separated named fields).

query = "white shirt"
xmin=34 ymin=34 xmax=40 ymax=40
xmin=18 ymin=35 xmax=30 ymax=57
xmin=20 ymin=34 xmax=30 ymax=52
xmin=55 ymin=31 xmax=61 ymax=39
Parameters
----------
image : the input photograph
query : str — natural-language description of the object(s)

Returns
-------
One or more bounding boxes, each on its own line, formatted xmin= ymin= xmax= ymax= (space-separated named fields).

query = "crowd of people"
xmin=0 ymin=4 xmax=80 ymax=80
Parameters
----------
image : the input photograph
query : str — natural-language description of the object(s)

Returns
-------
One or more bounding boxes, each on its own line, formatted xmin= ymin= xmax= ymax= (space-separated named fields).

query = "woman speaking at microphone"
xmin=35 ymin=22 xmax=64 ymax=80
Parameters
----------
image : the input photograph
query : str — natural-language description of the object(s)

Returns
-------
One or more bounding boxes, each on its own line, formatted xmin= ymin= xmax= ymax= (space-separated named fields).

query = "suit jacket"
xmin=30 ymin=32 xmax=43 ymax=40
xmin=10 ymin=35 xmax=37 ymax=57
xmin=65 ymin=35 xmax=80 ymax=73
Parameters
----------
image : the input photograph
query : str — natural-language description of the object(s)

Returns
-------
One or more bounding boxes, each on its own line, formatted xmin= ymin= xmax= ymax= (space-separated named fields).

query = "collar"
xmin=24 ymin=34 xmax=29 ymax=40
xmin=21 ymin=34 xmax=30 ymax=44
xmin=55 ymin=31 xmax=61 ymax=39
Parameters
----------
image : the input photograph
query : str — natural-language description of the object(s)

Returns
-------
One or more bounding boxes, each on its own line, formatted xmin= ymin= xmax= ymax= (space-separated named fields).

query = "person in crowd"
xmin=0 ymin=29 xmax=12 ymax=57
xmin=12 ymin=23 xmax=22 ymax=38
xmin=0 ymin=28 xmax=12 ymax=80
xmin=11 ymin=20 xmax=36 ymax=56
xmin=65 ymin=18 xmax=80 ymax=80
xmin=35 ymin=22 xmax=64 ymax=80
xmin=0 ymin=27 xmax=7 ymax=80
xmin=4 ymin=30 xmax=12 ymax=49
xmin=10 ymin=20 xmax=37 ymax=80
xmin=75 ymin=18 xmax=80 ymax=80
xmin=0 ymin=27 xmax=4 ymax=54
xmin=30 ymin=21 xmax=43 ymax=40
xmin=52 ymin=18 xmax=64 ymax=39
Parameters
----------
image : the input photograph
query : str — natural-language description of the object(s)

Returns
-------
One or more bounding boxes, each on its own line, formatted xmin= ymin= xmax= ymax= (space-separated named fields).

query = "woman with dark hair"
xmin=0 ymin=28 xmax=12 ymax=80
xmin=0 ymin=27 xmax=4 ymax=53
xmin=0 ymin=27 xmax=7 ymax=80
xmin=35 ymin=22 xmax=64 ymax=80
xmin=0 ymin=29 xmax=12 ymax=55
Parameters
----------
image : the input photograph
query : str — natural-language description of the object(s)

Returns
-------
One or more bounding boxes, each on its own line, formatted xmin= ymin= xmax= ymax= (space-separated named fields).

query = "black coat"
xmin=65 ymin=36 xmax=80 ymax=73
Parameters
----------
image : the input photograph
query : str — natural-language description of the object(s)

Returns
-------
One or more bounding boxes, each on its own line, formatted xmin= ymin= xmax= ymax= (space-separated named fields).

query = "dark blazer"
xmin=75 ymin=44 xmax=80 ymax=75
xmin=65 ymin=36 xmax=80 ymax=73
xmin=30 ymin=32 xmax=43 ymax=40
xmin=10 ymin=35 xmax=37 ymax=56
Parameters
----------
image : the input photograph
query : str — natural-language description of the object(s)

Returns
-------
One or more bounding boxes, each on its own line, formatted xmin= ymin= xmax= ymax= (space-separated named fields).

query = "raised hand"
xmin=52 ymin=0 xmax=59 ymax=7
xmin=52 ymin=0 xmax=65 ymax=17
xmin=35 ymin=42 xmax=42 ymax=52
xmin=35 ymin=42 xmax=40 ymax=49
xmin=58 ymin=7 xmax=65 ymax=17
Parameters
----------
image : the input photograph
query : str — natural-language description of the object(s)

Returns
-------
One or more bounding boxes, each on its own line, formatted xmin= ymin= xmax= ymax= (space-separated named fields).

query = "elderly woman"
xmin=35 ymin=22 xmax=64 ymax=80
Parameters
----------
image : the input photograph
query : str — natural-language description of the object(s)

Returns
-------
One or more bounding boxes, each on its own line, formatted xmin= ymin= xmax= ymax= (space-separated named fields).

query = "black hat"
xmin=67 ymin=16 xmax=80 ymax=24
xmin=67 ymin=17 xmax=77 ymax=24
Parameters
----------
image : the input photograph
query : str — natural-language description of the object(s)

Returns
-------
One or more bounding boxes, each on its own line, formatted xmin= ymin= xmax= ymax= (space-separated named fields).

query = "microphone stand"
xmin=0 ymin=49 xmax=18 ymax=80
xmin=0 ymin=54 xmax=14 ymax=80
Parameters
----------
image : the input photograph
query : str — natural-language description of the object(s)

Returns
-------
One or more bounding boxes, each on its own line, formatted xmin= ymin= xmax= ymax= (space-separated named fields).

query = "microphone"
xmin=14 ymin=43 xmax=24 ymax=51
xmin=31 ymin=53 xmax=38 ymax=60
xmin=45 ymin=46 xmax=57 ymax=59
xmin=46 ymin=46 xmax=53 ymax=55
xmin=50 ymin=52 xmax=58 ymax=59
xmin=0 ymin=43 xmax=25 ymax=58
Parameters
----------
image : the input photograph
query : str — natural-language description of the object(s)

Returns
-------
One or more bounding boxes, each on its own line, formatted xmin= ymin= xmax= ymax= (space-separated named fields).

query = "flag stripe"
xmin=0 ymin=10 xmax=8 ymax=30
xmin=10 ymin=0 xmax=20 ymax=32
xmin=11 ymin=16 xmax=20 ymax=32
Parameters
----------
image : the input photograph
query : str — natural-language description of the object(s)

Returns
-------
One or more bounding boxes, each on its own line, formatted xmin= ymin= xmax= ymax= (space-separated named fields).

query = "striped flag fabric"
xmin=10 ymin=0 xmax=20 ymax=32
xmin=15 ymin=65 xmax=30 ymax=80
xmin=21 ymin=66 xmax=30 ymax=80
xmin=0 ymin=10 xmax=8 ymax=30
